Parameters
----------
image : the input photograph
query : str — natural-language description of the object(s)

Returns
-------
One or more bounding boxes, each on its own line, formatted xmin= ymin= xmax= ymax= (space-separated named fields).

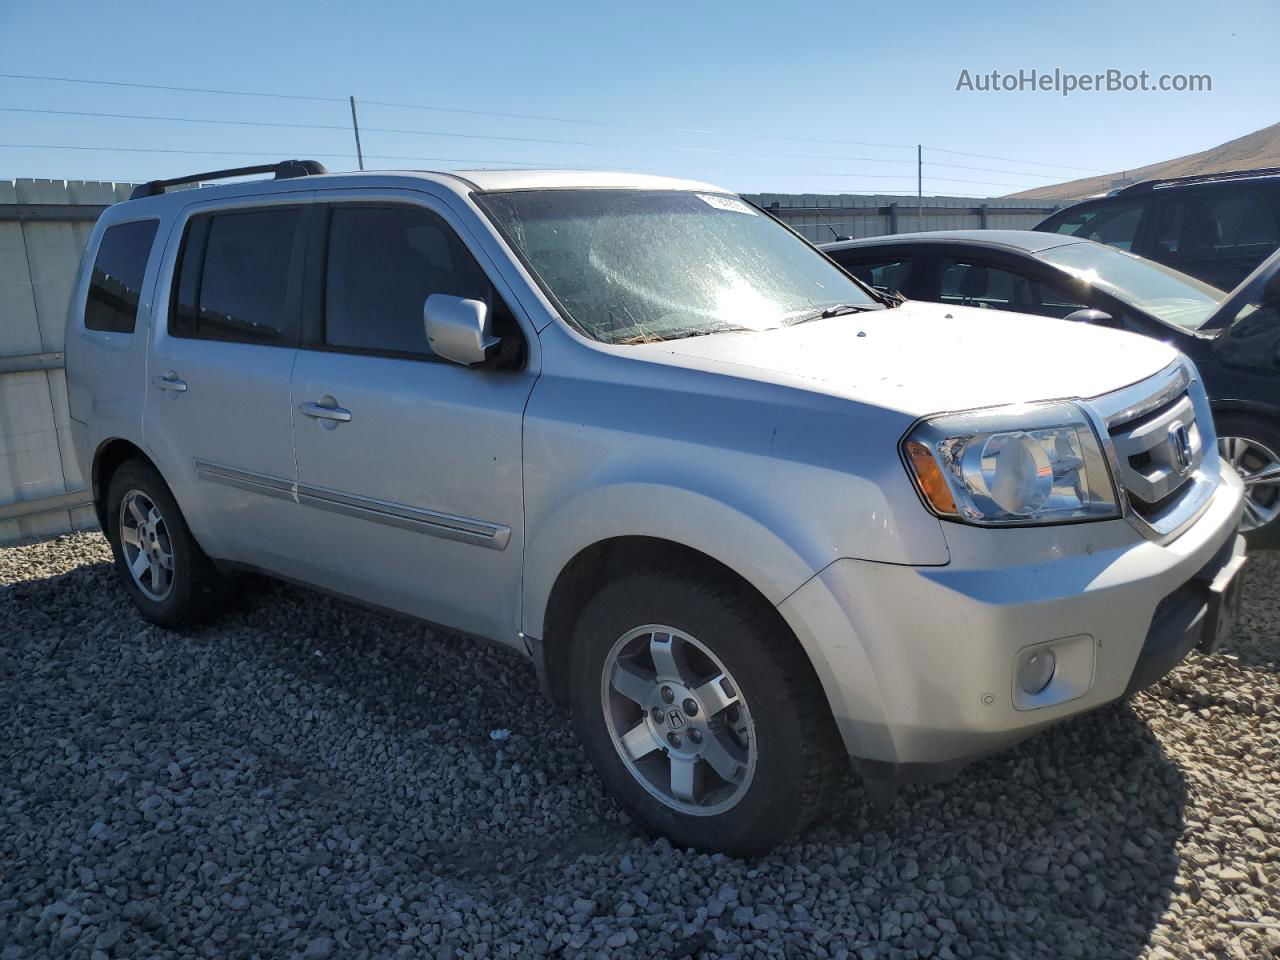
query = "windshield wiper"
xmin=786 ymin=303 xmax=878 ymax=326
xmin=619 ymin=322 xmax=757 ymax=344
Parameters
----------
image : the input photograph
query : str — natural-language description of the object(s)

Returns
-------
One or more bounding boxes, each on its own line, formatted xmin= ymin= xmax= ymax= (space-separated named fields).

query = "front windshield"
xmin=1037 ymin=242 xmax=1225 ymax=331
xmin=477 ymin=189 xmax=879 ymax=343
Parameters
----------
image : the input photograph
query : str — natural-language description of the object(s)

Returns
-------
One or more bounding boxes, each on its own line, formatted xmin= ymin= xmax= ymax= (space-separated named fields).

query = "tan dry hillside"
xmin=1007 ymin=121 xmax=1280 ymax=200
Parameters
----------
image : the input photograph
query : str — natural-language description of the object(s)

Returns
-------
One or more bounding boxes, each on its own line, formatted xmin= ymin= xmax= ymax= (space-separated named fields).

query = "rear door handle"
xmin=298 ymin=400 xmax=352 ymax=423
xmin=151 ymin=373 xmax=187 ymax=393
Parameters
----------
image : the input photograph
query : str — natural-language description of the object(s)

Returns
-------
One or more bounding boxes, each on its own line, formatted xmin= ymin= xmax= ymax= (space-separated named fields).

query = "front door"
xmin=287 ymin=195 xmax=537 ymax=642
xmin=145 ymin=198 xmax=309 ymax=569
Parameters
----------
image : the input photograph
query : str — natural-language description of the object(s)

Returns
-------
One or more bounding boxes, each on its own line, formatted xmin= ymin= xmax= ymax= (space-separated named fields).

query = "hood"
xmin=629 ymin=300 xmax=1180 ymax=417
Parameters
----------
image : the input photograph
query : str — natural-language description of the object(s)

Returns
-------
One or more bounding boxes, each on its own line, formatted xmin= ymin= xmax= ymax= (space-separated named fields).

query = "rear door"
xmin=145 ymin=195 xmax=310 ymax=568
xmin=286 ymin=191 xmax=538 ymax=641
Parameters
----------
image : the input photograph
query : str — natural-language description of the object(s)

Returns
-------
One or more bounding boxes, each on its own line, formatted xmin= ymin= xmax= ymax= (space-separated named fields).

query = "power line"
xmin=1 ymin=74 xmax=1108 ymax=179
xmin=0 ymin=107 xmax=1065 ymax=189
xmin=924 ymin=145 xmax=1105 ymax=173
xmin=0 ymin=72 xmax=916 ymax=150
xmin=1 ymin=106 xmax=952 ymax=170
xmin=0 ymin=142 xmax=578 ymax=167
xmin=923 ymin=161 xmax=1070 ymax=179
xmin=0 ymin=142 xmax=1026 ymax=185
xmin=0 ymin=105 xmax=919 ymax=163
xmin=0 ymin=72 xmax=345 ymax=104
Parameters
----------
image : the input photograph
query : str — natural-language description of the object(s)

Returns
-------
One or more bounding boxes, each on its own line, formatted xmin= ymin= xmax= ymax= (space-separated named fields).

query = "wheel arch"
xmin=91 ymin=437 xmax=157 ymax=531
xmin=1210 ymin=399 xmax=1280 ymax=425
xmin=539 ymin=536 xmax=790 ymax=708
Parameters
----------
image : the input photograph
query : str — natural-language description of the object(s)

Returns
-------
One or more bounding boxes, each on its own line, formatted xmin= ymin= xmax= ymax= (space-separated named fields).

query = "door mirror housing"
xmin=424 ymin=295 xmax=500 ymax=366
xmin=1063 ymin=308 xmax=1116 ymax=327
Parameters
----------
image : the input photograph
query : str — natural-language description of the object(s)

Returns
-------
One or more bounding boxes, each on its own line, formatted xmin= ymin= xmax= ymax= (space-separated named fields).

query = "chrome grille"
xmin=1108 ymin=392 xmax=1202 ymax=509
xmin=1087 ymin=360 xmax=1220 ymax=543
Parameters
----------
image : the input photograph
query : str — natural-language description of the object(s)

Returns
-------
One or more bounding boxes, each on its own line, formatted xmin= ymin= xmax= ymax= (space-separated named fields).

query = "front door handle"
xmin=298 ymin=399 xmax=352 ymax=423
xmin=151 ymin=373 xmax=188 ymax=393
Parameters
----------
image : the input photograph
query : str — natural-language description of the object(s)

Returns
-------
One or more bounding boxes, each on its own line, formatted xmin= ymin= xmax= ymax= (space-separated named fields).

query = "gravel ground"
xmin=1 ymin=532 xmax=1276 ymax=960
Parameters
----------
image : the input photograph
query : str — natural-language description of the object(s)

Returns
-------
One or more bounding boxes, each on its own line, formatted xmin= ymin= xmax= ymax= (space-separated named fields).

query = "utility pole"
xmin=349 ymin=96 xmax=365 ymax=171
xmin=917 ymin=144 xmax=923 ymax=230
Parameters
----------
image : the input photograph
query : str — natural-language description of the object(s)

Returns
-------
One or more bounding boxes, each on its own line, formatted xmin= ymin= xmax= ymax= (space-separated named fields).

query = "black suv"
xmin=1035 ymin=167 xmax=1280 ymax=291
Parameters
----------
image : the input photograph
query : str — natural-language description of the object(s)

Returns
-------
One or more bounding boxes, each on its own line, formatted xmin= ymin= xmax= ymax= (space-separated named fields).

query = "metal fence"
xmin=741 ymin=193 xmax=1061 ymax=242
xmin=0 ymin=180 xmax=1062 ymax=545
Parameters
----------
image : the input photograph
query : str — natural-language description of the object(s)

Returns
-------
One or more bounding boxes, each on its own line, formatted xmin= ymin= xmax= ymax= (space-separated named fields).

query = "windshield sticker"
xmin=696 ymin=193 xmax=758 ymax=216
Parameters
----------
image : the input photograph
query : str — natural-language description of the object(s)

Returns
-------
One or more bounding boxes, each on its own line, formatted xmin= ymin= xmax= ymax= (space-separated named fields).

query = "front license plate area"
xmin=1200 ymin=544 xmax=1247 ymax=654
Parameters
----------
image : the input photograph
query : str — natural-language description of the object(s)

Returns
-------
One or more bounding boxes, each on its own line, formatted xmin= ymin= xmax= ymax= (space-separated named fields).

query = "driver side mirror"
xmin=1063 ymin=308 xmax=1117 ymax=327
xmin=424 ymin=294 xmax=499 ymax=366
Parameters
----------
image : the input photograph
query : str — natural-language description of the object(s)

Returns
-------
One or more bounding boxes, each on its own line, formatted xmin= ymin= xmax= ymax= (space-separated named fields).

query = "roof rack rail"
xmin=129 ymin=159 xmax=328 ymax=200
xmin=1113 ymin=165 xmax=1280 ymax=195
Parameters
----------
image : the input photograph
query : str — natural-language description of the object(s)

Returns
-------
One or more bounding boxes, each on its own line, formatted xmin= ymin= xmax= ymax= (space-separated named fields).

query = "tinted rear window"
xmin=171 ymin=208 xmax=301 ymax=344
xmin=85 ymin=220 xmax=159 ymax=333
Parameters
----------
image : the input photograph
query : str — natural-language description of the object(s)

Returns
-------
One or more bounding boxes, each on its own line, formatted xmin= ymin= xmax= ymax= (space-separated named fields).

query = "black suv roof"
xmin=1108 ymin=165 xmax=1280 ymax=196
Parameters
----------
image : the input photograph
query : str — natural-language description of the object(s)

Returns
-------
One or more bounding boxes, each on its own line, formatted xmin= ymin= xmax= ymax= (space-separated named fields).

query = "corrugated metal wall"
xmin=0 ymin=179 xmax=131 ymax=543
xmin=742 ymin=193 xmax=1060 ymax=242
xmin=0 ymin=180 xmax=1061 ymax=545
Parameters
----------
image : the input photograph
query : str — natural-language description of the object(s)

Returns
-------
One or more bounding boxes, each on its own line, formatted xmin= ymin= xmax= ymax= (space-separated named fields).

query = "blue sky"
xmin=1 ymin=0 xmax=1276 ymax=196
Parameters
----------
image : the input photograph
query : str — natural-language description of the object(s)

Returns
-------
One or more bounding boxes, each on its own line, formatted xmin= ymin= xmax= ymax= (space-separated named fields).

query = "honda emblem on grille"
xmin=1170 ymin=422 xmax=1193 ymax=472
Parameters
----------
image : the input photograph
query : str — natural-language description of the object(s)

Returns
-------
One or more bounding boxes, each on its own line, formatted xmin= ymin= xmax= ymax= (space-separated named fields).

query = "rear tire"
xmin=569 ymin=567 xmax=845 ymax=856
xmin=1216 ymin=413 xmax=1280 ymax=550
xmin=105 ymin=459 xmax=224 ymax=627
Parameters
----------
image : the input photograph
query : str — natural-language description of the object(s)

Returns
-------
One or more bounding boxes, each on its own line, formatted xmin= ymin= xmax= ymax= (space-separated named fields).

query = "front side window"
xmin=1044 ymin=202 xmax=1145 ymax=251
xmin=324 ymin=205 xmax=491 ymax=357
xmin=85 ymin=220 xmax=159 ymax=333
xmin=839 ymin=258 xmax=911 ymax=295
xmin=477 ymin=189 xmax=880 ymax=343
xmin=171 ymin=208 xmax=300 ymax=343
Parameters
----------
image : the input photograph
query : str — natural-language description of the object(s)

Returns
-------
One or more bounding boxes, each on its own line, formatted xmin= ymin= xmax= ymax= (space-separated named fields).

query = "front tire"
xmin=1216 ymin=414 xmax=1280 ymax=549
xmin=105 ymin=459 xmax=223 ymax=627
xmin=569 ymin=568 xmax=844 ymax=856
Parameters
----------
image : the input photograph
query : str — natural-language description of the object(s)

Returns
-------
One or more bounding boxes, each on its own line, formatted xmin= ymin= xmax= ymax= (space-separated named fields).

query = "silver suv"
xmin=65 ymin=162 xmax=1247 ymax=855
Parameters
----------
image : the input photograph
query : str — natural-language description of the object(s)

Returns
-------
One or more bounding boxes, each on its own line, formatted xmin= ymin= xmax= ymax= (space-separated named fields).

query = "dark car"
xmin=1033 ymin=167 xmax=1280 ymax=290
xmin=821 ymin=230 xmax=1280 ymax=546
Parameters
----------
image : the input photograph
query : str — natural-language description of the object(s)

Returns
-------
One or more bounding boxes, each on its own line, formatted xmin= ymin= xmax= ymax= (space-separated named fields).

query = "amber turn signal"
xmin=905 ymin=440 xmax=958 ymax=516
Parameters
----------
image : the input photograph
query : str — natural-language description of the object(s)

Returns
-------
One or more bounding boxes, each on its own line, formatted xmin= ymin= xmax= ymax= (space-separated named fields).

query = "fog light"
xmin=1019 ymin=650 xmax=1056 ymax=695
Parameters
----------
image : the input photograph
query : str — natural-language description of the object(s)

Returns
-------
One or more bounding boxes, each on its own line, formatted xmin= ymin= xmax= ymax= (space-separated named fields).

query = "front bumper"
xmin=778 ymin=466 xmax=1245 ymax=769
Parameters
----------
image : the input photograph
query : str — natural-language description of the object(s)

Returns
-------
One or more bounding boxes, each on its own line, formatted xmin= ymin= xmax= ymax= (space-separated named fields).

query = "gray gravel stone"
xmin=1 ymin=532 xmax=1277 ymax=959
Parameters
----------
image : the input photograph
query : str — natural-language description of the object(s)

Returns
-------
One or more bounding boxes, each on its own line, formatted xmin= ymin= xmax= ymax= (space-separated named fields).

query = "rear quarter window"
xmin=84 ymin=220 xmax=160 ymax=333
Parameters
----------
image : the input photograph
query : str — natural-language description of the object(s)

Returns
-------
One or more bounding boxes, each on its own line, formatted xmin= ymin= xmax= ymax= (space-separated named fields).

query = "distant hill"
xmin=1007 ymin=121 xmax=1280 ymax=200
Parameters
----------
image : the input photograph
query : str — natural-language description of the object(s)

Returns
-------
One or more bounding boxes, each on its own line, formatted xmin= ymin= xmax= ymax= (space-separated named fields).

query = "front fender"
xmin=521 ymin=480 xmax=819 ymax=638
xmin=521 ymin=480 xmax=896 ymax=760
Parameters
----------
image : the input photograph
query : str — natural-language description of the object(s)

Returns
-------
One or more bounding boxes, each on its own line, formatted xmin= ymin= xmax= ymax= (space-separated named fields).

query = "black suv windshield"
xmin=477 ymin=189 xmax=880 ymax=343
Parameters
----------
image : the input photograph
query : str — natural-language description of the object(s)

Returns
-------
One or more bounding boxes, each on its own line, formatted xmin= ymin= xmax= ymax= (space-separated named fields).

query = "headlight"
xmin=902 ymin=401 xmax=1119 ymax=526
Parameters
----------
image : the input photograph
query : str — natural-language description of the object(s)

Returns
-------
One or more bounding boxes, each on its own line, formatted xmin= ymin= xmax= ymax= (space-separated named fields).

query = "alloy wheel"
xmin=1218 ymin=435 xmax=1280 ymax=535
xmin=1219 ymin=436 xmax=1280 ymax=532
xmin=118 ymin=489 xmax=175 ymax=601
xmin=601 ymin=625 xmax=756 ymax=816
